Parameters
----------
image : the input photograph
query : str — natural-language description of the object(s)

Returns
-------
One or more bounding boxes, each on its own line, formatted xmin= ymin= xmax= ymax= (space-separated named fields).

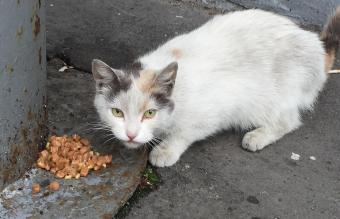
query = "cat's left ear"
xmin=155 ymin=62 xmax=178 ymax=96
xmin=92 ymin=59 xmax=122 ymax=85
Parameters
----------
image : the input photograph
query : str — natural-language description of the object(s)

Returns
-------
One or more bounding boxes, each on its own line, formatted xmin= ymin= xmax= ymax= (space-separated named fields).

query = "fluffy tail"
xmin=321 ymin=7 xmax=340 ymax=73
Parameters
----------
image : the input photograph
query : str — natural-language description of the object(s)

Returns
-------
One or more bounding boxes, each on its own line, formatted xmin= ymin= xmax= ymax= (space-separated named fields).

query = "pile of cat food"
xmin=37 ymin=134 xmax=112 ymax=179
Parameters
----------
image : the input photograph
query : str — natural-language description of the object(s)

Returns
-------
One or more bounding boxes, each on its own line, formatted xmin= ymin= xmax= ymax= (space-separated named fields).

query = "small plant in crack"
xmin=140 ymin=166 xmax=161 ymax=189
xmin=114 ymin=164 xmax=162 ymax=219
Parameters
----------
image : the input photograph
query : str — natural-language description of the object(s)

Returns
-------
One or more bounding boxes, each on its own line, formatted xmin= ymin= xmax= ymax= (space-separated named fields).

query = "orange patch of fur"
xmin=171 ymin=48 xmax=183 ymax=59
xmin=136 ymin=69 xmax=157 ymax=93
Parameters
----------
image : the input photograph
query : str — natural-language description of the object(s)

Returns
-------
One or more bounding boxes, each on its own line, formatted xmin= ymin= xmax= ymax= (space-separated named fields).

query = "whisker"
xmin=103 ymin=136 xmax=117 ymax=144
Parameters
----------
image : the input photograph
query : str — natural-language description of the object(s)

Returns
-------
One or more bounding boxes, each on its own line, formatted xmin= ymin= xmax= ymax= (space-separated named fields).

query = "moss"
xmin=142 ymin=166 xmax=161 ymax=186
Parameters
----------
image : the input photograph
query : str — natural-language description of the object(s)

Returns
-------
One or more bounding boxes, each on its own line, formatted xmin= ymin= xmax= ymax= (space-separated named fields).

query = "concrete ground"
xmin=46 ymin=0 xmax=340 ymax=218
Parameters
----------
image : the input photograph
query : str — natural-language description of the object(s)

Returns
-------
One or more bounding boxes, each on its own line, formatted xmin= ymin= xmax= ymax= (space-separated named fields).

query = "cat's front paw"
xmin=242 ymin=128 xmax=270 ymax=152
xmin=149 ymin=146 xmax=180 ymax=167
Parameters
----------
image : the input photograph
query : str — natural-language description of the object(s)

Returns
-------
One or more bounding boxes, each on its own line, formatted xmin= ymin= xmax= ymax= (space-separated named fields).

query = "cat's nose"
xmin=127 ymin=131 xmax=137 ymax=141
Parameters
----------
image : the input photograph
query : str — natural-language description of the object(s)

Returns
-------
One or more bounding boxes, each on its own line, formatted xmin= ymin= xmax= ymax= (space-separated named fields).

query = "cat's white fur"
xmin=94 ymin=9 xmax=331 ymax=167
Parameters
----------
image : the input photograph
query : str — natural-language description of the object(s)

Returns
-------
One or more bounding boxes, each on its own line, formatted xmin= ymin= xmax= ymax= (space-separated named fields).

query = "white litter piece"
xmin=309 ymin=156 xmax=316 ymax=161
xmin=291 ymin=152 xmax=300 ymax=161
xmin=58 ymin=65 xmax=74 ymax=72
xmin=50 ymin=4 xmax=54 ymax=7
xmin=176 ymin=15 xmax=184 ymax=18
xmin=329 ymin=69 xmax=340 ymax=74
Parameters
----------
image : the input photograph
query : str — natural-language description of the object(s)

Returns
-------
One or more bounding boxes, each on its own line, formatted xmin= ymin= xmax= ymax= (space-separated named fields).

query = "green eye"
xmin=112 ymin=108 xmax=124 ymax=117
xmin=144 ymin=109 xmax=157 ymax=119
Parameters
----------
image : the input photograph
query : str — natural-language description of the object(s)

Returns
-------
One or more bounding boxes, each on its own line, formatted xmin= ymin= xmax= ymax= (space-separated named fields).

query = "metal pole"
xmin=0 ymin=0 xmax=47 ymax=190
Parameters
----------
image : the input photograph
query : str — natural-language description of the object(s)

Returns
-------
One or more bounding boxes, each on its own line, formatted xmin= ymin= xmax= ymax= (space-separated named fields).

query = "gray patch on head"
xmin=149 ymin=62 xmax=178 ymax=112
xmin=101 ymin=74 xmax=132 ymax=101
xmin=151 ymin=92 xmax=175 ymax=112
xmin=100 ymin=65 xmax=143 ymax=101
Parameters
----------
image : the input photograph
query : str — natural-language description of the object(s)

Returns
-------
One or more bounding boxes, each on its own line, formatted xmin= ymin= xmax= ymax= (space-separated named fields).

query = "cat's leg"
xmin=149 ymin=135 xmax=191 ymax=167
xmin=242 ymin=109 xmax=301 ymax=152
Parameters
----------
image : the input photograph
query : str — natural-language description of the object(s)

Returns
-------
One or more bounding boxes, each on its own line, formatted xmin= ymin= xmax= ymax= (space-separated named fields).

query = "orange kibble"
xmin=38 ymin=134 xmax=113 ymax=180
xmin=56 ymin=161 xmax=65 ymax=170
xmin=87 ymin=159 xmax=95 ymax=168
xmin=82 ymin=152 xmax=90 ymax=161
xmin=49 ymin=181 xmax=60 ymax=191
xmin=51 ymin=153 xmax=59 ymax=162
xmin=45 ymin=164 xmax=51 ymax=171
xmin=50 ymin=146 xmax=58 ymax=154
xmin=50 ymin=162 xmax=56 ymax=168
xmin=67 ymin=151 xmax=75 ymax=159
xmin=32 ymin=183 xmax=40 ymax=194
xmin=65 ymin=142 xmax=73 ymax=148
xmin=71 ymin=159 xmax=80 ymax=165
xmin=48 ymin=136 xmax=55 ymax=142
xmin=79 ymin=147 xmax=89 ymax=154
xmin=80 ymin=166 xmax=89 ymax=176
xmin=55 ymin=171 xmax=66 ymax=178
xmin=72 ymin=134 xmax=81 ymax=141
xmin=68 ymin=167 xmax=77 ymax=176
xmin=37 ymin=158 xmax=45 ymax=168
xmin=91 ymin=156 xmax=98 ymax=164
xmin=105 ymin=155 xmax=112 ymax=163
xmin=40 ymin=150 xmax=49 ymax=157
xmin=64 ymin=175 xmax=72 ymax=179
xmin=52 ymin=140 xmax=61 ymax=147
xmin=75 ymin=142 xmax=83 ymax=149
xmin=51 ymin=167 xmax=57 ymax=174
xmin=80 ymin=138 xmax=90 ymax=146
xmin=97 ymin=156 xmax=106 ymax=166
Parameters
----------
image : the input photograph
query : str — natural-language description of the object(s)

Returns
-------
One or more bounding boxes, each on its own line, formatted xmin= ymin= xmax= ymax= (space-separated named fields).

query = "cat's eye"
xmin=143 ymin=109 xmax=157 ymax=119
xmin=112 ymin=108 xmax=124 ymax=118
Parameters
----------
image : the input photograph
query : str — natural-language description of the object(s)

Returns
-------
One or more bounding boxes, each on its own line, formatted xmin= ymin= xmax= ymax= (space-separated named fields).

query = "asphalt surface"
xmin=186 ymin=0 xmax=340 ymax=30
xmin=46 ymin=0 xmax=340 ymax=218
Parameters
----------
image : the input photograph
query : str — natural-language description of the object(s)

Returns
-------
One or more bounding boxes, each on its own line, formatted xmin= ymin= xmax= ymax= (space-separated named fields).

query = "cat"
xmin=92 ymin=8 xmax=340 ymax=167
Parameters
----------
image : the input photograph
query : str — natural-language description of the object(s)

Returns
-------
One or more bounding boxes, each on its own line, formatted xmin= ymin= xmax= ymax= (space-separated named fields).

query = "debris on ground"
xmin=58 ymin=65 xmax=74 ymax=72
xmin=329 ymin=69 xmax=340 ymax=74
xmin=309 ymin=156 xmax=316 ymax=160
xmin=32 ymin=183 xmax=40 ymax=194
xmin=291 ymin=152 xmax=300 ymax=161
xmin=48 ymin=181 xmax=60 ymax=191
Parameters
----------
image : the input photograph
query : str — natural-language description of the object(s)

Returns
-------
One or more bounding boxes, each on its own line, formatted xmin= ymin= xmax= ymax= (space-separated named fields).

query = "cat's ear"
xmin=92 ymin=59 xmax=121 ymax=84
xmin=155 ymin=62 xmax=178 ymax=95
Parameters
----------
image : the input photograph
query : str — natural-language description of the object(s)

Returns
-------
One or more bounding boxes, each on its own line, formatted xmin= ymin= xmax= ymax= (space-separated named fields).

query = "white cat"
xmin=92 ymin=8 xmax=340 ymax=167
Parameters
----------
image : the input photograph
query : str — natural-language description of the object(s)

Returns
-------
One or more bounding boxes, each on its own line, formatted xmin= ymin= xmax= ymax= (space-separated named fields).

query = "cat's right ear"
xmin=92 ymin=59 xmax=121 ymax=85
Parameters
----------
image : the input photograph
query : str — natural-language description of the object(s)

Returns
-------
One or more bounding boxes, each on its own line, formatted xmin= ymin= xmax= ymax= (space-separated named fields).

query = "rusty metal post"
xmin=0 ymin=0 xmax=47 ymax=190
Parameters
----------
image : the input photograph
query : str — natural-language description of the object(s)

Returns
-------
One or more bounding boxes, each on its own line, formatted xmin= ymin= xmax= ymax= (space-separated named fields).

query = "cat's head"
xmin=92 ymin=59 xmax=177 ymax=149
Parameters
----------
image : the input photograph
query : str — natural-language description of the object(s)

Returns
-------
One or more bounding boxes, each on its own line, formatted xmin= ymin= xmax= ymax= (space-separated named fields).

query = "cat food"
xmin=37 ymin=134 xmax=112 ymax=179
xmin=32 ymin=183 xmax=40 ymax=194
xmin=48 ymin=181 xmax=60 ymax=191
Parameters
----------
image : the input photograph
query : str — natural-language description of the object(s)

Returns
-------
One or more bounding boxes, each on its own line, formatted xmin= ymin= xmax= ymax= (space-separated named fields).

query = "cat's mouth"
xmin=122 ymin=140 xmax=142 ymax=149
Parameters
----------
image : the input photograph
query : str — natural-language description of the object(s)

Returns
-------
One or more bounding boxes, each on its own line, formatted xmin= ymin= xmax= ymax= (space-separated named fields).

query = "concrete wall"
xmin=0 ymin=0 xmax=47 ymax=190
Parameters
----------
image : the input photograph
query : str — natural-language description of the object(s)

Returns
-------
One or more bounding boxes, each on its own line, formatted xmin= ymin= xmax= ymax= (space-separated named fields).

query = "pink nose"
xmin=127 ymin=132 xmax=137 ymax=141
